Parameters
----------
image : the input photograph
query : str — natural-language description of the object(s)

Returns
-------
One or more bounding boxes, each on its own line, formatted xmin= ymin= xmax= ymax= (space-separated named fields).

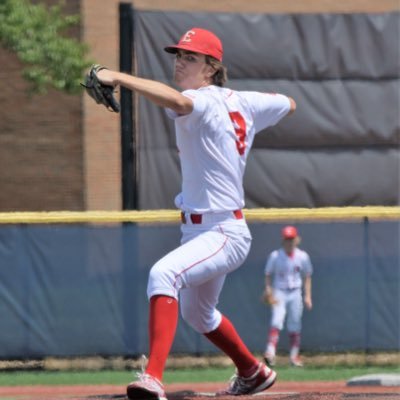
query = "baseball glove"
xmin=81 ymin=64 xmax=120 ymax=112
xmin=262 ymin=290 xmax=278 ymax=306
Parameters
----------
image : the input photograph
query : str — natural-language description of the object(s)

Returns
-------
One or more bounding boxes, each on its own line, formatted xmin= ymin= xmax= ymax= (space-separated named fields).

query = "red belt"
xmin=180 ymin=210 xmax=243 ymax=224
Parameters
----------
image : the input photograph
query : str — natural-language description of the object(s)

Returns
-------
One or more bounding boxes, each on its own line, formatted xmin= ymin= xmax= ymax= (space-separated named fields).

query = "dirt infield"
xmin=0 ymin=381 xmax=399 ymax=400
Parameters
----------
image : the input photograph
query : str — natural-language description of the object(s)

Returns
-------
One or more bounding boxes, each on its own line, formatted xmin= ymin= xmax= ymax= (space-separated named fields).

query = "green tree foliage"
xmin=0 ymin=0 xmax=91 ymax=94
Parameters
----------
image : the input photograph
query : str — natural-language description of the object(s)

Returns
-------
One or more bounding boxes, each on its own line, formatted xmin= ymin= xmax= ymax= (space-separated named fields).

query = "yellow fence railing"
xmin=0 ymin=206 xmax=398 ymax=224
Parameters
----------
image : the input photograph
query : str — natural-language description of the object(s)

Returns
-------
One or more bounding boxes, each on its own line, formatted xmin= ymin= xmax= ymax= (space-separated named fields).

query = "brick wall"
xmin=0 ymin=47 xmax=84 ymax=211
xmin=133 ymin=0 xmax=399 ymax=13
xmin=81 ymin=0 xmax=121 ymax=211
xmin=0 ymin=0 xmax=398 ymax=211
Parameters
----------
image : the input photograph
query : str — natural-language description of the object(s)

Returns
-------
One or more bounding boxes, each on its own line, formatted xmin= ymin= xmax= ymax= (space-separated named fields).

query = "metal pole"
xmin=119 ymin=2 xmax=138 ymax=356
xmin=363 ymin=216 xmax=371 ymax=358
xmin=119 ymin=2 xmax=137 ymax=210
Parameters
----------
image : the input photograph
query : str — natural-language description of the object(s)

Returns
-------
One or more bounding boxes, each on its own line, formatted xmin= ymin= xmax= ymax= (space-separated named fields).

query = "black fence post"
xmin=119 ymin=2 xmax=139 ymax=356
xmin=363 ymin=216 xmax=371 ymax=358
xmin=119 ymin=2 xmax=137 ymax=210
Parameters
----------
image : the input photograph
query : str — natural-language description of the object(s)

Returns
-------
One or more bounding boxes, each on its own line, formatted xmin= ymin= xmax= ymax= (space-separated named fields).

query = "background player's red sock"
xmin=289 ymin=332 xmax=301 ymax=358
xmin=266 ymin=327 xmax=280 ymax=355
xmin=145 ymin=295 xmax=178 ymax=381
xmin=204 ymin=315 xmax=259 ymax=377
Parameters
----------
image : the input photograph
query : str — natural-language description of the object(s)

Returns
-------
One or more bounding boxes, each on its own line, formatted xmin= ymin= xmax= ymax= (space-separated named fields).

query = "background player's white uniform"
xmin=147 ymin=86 xmax=291 ymax=333
xmin=264 ymin=246 xmax=313 ymax=363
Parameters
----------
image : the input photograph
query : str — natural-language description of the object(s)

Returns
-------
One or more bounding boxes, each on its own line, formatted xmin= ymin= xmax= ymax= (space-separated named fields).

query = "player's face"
xmin=173 ymin=50 xmax=215 ymax=90
xmin=283 ymin=238 xmax=297 ymax=253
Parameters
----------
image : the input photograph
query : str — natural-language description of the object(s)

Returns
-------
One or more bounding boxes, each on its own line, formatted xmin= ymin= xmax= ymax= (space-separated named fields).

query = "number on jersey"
xmin=228 ymin=111 xmax=247 ymax=155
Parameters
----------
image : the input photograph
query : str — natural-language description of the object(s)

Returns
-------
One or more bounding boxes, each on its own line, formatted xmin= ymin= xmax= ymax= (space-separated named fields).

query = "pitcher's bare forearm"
xmin=97 ymin=70 xmax=193 ymax=115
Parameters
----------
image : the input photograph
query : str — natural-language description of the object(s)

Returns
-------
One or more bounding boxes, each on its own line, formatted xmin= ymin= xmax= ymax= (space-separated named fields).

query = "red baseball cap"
xmin=282 ymin=226 xmax=298 ymax=239
xmin=164 ymin=27 xmax=223 ymax=62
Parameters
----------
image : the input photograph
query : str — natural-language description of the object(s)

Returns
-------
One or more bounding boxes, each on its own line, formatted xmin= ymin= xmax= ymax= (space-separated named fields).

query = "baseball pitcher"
xmin=83 ymin=27 xmax=296 ymax=400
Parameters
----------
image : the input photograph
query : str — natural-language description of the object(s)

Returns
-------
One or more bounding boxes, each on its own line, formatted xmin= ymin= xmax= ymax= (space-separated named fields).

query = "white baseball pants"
xmin=270 ymin=288 xmax=303 ymax=332
xmin=147 ymin=215 xmax=252 ymax=334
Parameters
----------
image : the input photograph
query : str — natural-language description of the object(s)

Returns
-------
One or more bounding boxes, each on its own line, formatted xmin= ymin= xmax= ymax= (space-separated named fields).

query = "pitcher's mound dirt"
xmin=0 ymin=381 xmax=399 ymax=400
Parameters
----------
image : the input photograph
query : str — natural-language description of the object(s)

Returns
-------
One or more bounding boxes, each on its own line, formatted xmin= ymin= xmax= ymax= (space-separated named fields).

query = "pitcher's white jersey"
xmin=166 ymin=85 xmax=290 ymax=213
xmin=264 ymin=248 xmax=313 ymax=290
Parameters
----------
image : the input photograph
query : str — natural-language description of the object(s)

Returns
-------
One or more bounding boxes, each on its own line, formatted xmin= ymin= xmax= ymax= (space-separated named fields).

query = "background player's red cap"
xmin=164 ymin=27 xmax=223 ymax=61
xmin=282 ymin=226 xmax=298 ymax=239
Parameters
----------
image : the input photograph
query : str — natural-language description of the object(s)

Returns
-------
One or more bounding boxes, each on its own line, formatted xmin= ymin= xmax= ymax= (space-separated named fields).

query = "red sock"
xmin=268 ymin=327 xmax=280 ymax=348
xmin=145 ymin=295 xmax=178 ymax=381
xmin=289 ymin=332 xmax=301 ymax=348
xmin=204 ymin=315 xmax=259 ymax=377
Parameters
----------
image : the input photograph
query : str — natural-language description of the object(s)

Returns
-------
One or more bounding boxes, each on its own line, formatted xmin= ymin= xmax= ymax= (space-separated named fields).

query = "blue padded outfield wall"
xmin=0 ymin=219 xmax=398 ymax=358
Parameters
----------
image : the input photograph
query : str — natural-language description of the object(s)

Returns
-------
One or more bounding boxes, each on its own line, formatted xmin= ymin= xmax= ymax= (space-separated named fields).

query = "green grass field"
xmin=0 ymin=365 xmax=398 ymax=386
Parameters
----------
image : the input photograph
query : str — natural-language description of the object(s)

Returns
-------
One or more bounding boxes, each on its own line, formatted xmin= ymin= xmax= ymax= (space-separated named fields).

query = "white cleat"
xmin=220 ymin=362 xmax=277 ymax=395
xmin=263 ymin=353 xmax=276 ymax=367
xmin=290 ymin=356 xmax=304 ymax=367
xmin=127 ymin=372 xmax=167 ymax=400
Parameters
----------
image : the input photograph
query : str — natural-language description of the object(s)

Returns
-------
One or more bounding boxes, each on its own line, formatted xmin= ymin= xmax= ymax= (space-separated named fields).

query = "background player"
xmin=263 ymin=226 xmax=313 ymax=367
xmin=95 ymin=27 xmax=296 ymax=400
